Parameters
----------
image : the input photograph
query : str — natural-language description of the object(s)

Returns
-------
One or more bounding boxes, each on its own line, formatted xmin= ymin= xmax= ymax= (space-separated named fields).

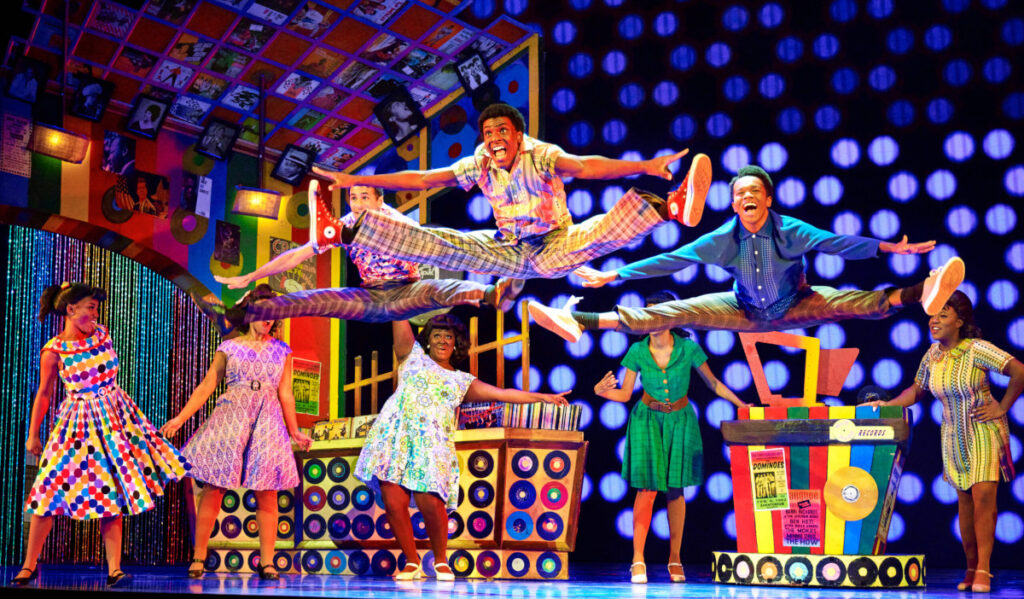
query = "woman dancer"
xmin=355 ymin=314 xmax=569 ymax=581
xmin=868 ymin=291 xmax=1022 ymax=592
xmin=593 ymin=291 xmax=749 ymax=584
xmin=161 ymin=285 xmax=312 ymax=580
xmin=13 ymin=283 xmax=190 ymax=587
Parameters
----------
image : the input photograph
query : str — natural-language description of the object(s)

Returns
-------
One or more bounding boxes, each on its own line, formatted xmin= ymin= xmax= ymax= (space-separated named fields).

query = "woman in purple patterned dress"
xmin=161 ymin=285 xmax=312 ymax=580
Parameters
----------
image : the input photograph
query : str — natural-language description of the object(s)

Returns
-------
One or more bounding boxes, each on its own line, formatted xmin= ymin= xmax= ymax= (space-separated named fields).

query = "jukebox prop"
xmin=713 ymin=331 xmax=925 ymax=588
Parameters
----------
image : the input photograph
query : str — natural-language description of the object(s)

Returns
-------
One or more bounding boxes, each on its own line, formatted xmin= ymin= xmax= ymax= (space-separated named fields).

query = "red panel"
xmin=127 ymin=18 xmax=177 ymax=53
xmin=242 ymin=61 xmax=285 ymax=88
xmin=808 ymin=407 xmax=829 ymax=555
xmin=390 ymin=5 xmax=440 ymax=40
xmin=73 ymin=32 xmax=119 ymax=65
xmin=730 ymin=445 xmax=757 ymax=552
xmin=765 ymin=407 xmax=788 ymax=420
xmin=265 ymin=96 xmax=297 ymax=122
xmin=737 ymin=407 xmax=750 ymax=420
xmin=43 ymin=0 xmax=91 ymax=25
xmin=267 ymin=128 xmax=302 ymax=152
xmin=338 ymin=96 xmax=376 ymax=121
xmin=187 ymin=3 xmax=237 ymax=40
xmin=345 ymin=128 xmax=383 ymax=150
xmin=263 ymin=33 xmax=308 ymax=67
xmin=105 ymin=73 xmax=142 ymax=103
xmin=486 ymin=20 xmax=528 ymax=44
xmin=210 ymin=106 xmax=244 ymax=123
xmin=323 ymin=18 xmax=375 ymax=54
xmin=318 ymin=0 xmax=356 ymax=8
xmin=25 ymin=48 xmax=61 ymax=76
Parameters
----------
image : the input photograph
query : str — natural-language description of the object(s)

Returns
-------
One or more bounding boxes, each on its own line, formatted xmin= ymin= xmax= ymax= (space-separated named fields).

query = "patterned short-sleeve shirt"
xmin=451 ymin=135 xmax=572 ymax=242
xmin=338 ymin=204 xmax=421 ymax=288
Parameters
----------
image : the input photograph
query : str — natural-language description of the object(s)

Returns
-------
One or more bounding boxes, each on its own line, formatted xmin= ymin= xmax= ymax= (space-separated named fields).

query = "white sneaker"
xmin=921 ymin=256 xmax=965 ymax=315
xmin=528 ymin=297 xmax=584 ymax=343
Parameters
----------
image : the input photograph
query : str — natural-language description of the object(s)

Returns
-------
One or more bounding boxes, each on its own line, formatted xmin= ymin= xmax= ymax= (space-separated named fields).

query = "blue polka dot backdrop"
xmin=428 ymin=2 xmax=1024 ymax=567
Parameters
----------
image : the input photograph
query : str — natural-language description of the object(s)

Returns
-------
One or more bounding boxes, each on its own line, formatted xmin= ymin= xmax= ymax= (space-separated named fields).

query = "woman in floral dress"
xmin=355 ymin=314 xmax=569 ymax=581
xmin=869 ymin=291 xmax=1022 ymax=593
xmin=161 ymin=285 xmax=312 ymax=580
xmin=13 ymin=283 xmax=190 ymax=587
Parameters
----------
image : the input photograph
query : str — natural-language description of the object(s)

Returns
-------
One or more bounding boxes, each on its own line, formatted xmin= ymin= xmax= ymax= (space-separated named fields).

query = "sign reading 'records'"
xmin=828 ymin=419 xmax=895 ymax=443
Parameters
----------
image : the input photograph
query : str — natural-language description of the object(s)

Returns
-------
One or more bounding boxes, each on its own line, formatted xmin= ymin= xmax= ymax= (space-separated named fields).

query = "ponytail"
xmin=38 ymin=282 xmax=108 ymax=323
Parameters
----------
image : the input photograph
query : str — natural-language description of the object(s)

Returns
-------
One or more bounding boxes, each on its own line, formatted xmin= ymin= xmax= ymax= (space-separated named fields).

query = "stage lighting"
xmin=27 ymin=124 xmax=89 ymax=164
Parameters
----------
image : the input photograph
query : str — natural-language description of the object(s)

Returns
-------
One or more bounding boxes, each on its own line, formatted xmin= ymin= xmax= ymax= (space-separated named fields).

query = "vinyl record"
xmin=847 ymin=557 xmax=879 ymax=587
xmin=209 ymin=253 xmax=243 ymax=278
xmin=277 ymin=516 xmax=293 ymax=539
xmin=210 ymin=519 xmax=219 ymax=538
xmin=467 ymin=510 xmax=494 ymax=539
xmin=536 ymin=552 xmax=562 ymax=579
xmin=220 ymin=515 xmax=241 ymax=539
xmin=303 ymin=485 xmax=326 ymax=511
xmin=541 ymin=481 xmax=568 ymax=510
xmin=446 ymin=511 xmax=465 ymax=539
xmin=411 ymin=511 xmax=429 ymax=539
xmin=325 ymin=550 xmax=347 ymax=574
xmin=824 ymin=466 xmax=879 ymax=521
xmin=277 ymin=491 xmax=294 ymax=512
xmin=351 ymin=514 xmax=375 ymax=540
xmin=375 ymin=514 xmax=394 ymax=539
xmin=304 ymin=458 xmax=326 ymax=484
xmin=221 ymin=491 xmax=240 ymax=513
xmin=469 ymin=480 xmax=495 ymax=507
xmin=243 ymin=490 xmax=258 ymax=511
xmin=328 ymin=513 xmax=350 ymax=539
xmin=506 ymin=552 xmax=531 ymax=577
xmin=351 ymin=485 xmax=374 ymax=510
xmin=878 ymin=557 xmax=904 ymax=587
xmin=303 ymin=514 xmax=326 ymax=539
xmin=715 ymin=553 xmax=733 ymax=583
xmin=536 ymin=512 xmax=564 ymax=541
xmin=467 ymin=450 xmax=494 ymax=477
xmin=302 ymin=550 xmax=323 ymax=573
xmin=274 ymin=551 xmax=292 ymax=573
xmin=348 ymin=550 xmax=370 ymax=575
xmin=816 ymin=556 xmax=847 ymax=587
xmin=756 ymin=556 xmax=783 ymax=584
xmin=169 ymin=209 xmax=208 ymax=244
xmin=476 ymin=550 xmax=501 ymax=578
xmin=784 ymin=556 xmax=813 ymax=586
xmin=224 ymin=550 xmax=244 ymax=572
xmin=328 ymin=485 xmax=350 ymax=511
xmin=247 ymin=551 xmax=261 ymax=572
xmin=450 ymin=549 xmax=475 ymax=577
xmin=101 ymin=186 xmax=133 ymax=224
xmin=456 ymin=485 xmax=465 ymax=508
xmin=327 ymin=457 xmax=350 ymax=482
xmin=243 ymin=515 xmax=259 ymax=538
xmin=183 ymin=145 xmax=215 ymax=175
xmin=733 ymin=554 xmax=754 ymax=584
xmin=905 ymin=557 xmax=923 ymax=586
xmin=284 ymin=191 xmax=311 ymax=228
xmin=204 ymin=551 xmax=220 ymax=571
xmin=511 ymin=450 xmax=538 ymax=478
xmin=505 ymin=511 xmax=533 ymax=540
xmin=543 ymin=450 xmax=571 ymax=479
xmin=371 ymin=550 xmax=397 ymax=576
xmin=509 ymin=480 xmax=537 ymax=509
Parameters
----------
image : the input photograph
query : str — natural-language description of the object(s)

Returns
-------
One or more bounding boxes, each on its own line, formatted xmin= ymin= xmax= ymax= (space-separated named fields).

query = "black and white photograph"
xmin=70 ymin=77 xmax=114 ymax=121
xmin=373 ymin=87 xmax=427 ymax=145
xmin=196 ymin=118 xmax=240 ymax=160
xmin=455 ymin=52 xmax=492 ymax=93
xmin=5 ymin=56 xmax=49 ymax=104
xmin=101 ymin=130 xmax=135 ymax=175
xmin=125 ymin=94 xmax=170 ymax=139
xmin=271 ymin=144 xmax=314 ymax=185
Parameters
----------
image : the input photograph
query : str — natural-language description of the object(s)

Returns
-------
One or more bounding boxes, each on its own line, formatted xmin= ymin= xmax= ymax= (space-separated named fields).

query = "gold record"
xmin=823 ymin=466 xmax=878 ymax=521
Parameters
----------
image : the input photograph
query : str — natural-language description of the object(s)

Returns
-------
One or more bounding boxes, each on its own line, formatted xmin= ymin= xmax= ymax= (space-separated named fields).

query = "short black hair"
xmin=347 ymin=186 xmax=384 ymax=201
xmin=38 ymin=283 xmax=107 ymax=323
xmin=477 ymin=103 xmax=525 ymax=133
xmin=417 ymin=314 xmax=470 ymax=366
xmin=729 ymin=165 xmax=775 ymax=199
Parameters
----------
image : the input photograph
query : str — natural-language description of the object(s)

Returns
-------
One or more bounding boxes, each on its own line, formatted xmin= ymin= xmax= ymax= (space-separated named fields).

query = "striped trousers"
xmin=349 ymin=188 xmax=665 ymax=279
xmin=615 ymin=286 xmax=898 ymax=334
xmin=243 ymin=279 xmax=487 ymax=323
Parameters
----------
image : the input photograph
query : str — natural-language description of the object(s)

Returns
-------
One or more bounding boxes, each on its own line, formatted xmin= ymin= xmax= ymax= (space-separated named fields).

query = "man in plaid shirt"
xmin=309 ymin=103 xmax=712 ymax=279
xmin=192 ymin=183 xmax=522 ymax=334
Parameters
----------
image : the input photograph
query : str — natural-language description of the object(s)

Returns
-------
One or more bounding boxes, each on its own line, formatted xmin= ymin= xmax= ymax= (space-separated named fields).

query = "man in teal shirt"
xmin=530 ymin=165 xmax=965 ymax=341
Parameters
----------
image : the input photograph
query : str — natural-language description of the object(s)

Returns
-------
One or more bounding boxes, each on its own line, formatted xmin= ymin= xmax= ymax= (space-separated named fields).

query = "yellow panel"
xmin=824 ymin=442 xmax=853 ymax=554
xmin=748 ymin=410 xmax=774 ymax=553
xmin=60 ymin=141 xmax=90 ymax=222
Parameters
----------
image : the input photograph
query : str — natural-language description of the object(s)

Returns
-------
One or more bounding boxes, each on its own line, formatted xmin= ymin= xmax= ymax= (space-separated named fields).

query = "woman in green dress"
xmin=594 ymin=290 xmax=749 ymax=584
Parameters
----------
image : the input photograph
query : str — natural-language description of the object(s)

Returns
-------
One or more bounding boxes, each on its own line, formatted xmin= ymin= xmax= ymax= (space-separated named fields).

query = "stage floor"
xmin=2 ymin=565 xmax=1022 ymax=597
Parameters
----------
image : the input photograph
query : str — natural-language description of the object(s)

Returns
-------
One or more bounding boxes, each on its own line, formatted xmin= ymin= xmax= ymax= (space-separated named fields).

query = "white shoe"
xmin=528 ymin=297 xmax=583 ymax=343
xmin=395 ymin=562 xmax=423 ymax=581
xmin=630 ymin=562 xmax=647 ymax=584
xmin=921 ymin=256 xmax=965 ymax=316
xmin=434 ymin=562 xmax=455 ymax=582
xmin=668 ymin=562 xmax=686 ymax=583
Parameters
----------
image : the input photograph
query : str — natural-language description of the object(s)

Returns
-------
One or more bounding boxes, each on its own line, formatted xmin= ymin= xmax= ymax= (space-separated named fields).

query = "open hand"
xmin=291 ymin=430 xmax=314 ymax=450
xmin=159 ymin=416 xmax=184 ymax=438
xmin=645 ymin=149 xmax=690 ymax=180
xmin=539 ymin=391 xmax=571 ymax=406
xmin=213 ymin=274 xmax=251 ymax=290
xmin=880 ymin=235 xmax=935 ymax=255
xmin=574 ymin=265 xmax=618 ymax=288
xmin=972 ymin=401 xmax=1006 ymax=423
xmin=594 ymin=371 xmax=619 ymax=394
xmin=312 ymin=166 xmax=355 ymax=190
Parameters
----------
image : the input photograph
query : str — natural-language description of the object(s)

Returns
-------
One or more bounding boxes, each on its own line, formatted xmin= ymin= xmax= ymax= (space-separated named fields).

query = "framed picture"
xmin=455 ymin=52 xmax=491 ymax=94
xmin=5 ymin=55 xmax=50 ymax=104
xmin=373 ymin=87 xmax=427 ymax=145
xmin=70 ymin=77 xmax=114 ymax=121
xmin=196 ymin=118 xmax=240 ymax=160
xmin=125 ymin=94 xmax=170 ymax=139
xmin=271 ymin=144 xmax=314 ymax=185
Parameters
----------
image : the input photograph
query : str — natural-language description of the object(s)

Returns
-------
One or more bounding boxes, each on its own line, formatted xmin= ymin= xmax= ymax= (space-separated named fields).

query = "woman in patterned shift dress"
xmin=161 ymin=285 xmax=312 ymax=580
xmin=13 ymin=283 xmax=191 ymax=587
xmin=354 ymin=314 xmax=569 ymax=581
xmin=593 ymin=291 xmax=749 ymax=584
xmin=870 ymin=291 xmax=1022 ymax=593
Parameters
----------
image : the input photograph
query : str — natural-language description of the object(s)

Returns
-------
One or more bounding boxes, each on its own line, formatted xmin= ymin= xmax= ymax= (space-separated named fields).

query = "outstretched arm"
xmin=215 ymin=241 xmax=317 ymax=289
xmin=593 ymin=369 xmax=638 ymax=403
xmin=554 ymin=149 xmax=688 ymax=181
xmin=865 ymin=382 xmax=925 ymax=409
xmin=878 ymin=235 xmax=935 ymax=255
xmin=159 ymin=352 xmax=228 ymax=437
xmin=695 ymin=362 xmax=750 ymax=408
xmin=575 ymin=229 xmax=721 ymax=287
xmin=463 ymin=380 xmax=570 ymax=405
xmin=312 ymin=165 xmax=458 ymax=191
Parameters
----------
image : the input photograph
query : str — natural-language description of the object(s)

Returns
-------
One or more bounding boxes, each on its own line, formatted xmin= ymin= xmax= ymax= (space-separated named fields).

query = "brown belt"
xmin=641 ymin=392 xmax=689 ymax=413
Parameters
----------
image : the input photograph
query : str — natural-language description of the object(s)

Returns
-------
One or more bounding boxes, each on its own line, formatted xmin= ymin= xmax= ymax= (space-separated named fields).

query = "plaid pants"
xmin=244 ymin=279 xmax=487 ymax=323
xmin=350 ymin=188 xmax=665 ymax=278
xmin=615 ymin=286 xmax=898 ymax=334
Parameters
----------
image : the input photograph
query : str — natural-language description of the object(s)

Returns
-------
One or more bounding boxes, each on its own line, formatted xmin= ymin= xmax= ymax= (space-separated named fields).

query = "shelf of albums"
xmin=195 ymin=401 xmax=587 ymax=579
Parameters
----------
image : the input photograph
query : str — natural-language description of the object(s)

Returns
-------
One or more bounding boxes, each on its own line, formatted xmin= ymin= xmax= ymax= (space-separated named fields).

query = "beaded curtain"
xmin=0 ymin=225 xmax=220 ymax=565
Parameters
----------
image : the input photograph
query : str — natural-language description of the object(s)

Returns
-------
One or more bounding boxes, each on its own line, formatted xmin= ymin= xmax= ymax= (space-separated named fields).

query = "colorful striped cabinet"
xmin=197 ymin=428 xmax=587 ymax=580
xmin=714 ymin=405 xmax=926 ymax=588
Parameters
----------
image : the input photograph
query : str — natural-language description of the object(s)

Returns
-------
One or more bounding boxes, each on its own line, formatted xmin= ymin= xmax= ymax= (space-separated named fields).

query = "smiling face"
xmin=347 ymin=185 xmax=384 ymax=215
xmin=731 ymin=175 xmax=773 ymax=232
xmin=427 ymin=328 xmax=457 ymax=365
xmin=65 ymin=296 xmax=99 ymax=335
xmin=929 ymin=304 xmax=963 ymax=345
xmin=480 ymin=116 xmax=523 ymax=170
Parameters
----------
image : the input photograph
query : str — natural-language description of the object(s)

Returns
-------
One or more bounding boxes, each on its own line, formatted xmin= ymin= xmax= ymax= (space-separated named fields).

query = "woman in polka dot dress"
xmin=160 ymin=285 xmax=312 ymax=581
xmin=13 ymin=283 xmax=191 ymax=588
